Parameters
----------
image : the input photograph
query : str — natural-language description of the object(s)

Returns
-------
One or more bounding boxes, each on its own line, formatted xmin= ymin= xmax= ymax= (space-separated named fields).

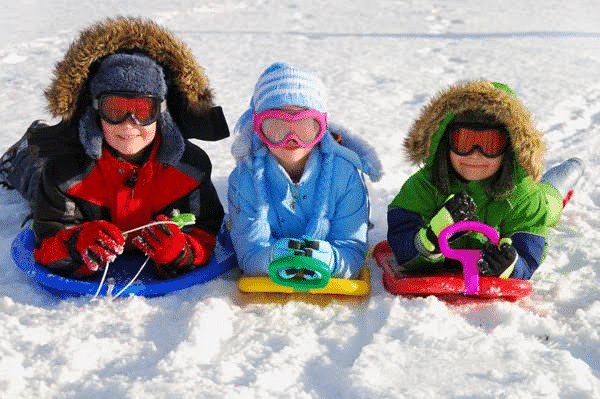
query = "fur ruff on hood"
xmin=45 ymin=17 xmax=213 ymax=120
xmin=404 ymin=80 xmax=545 ymax=182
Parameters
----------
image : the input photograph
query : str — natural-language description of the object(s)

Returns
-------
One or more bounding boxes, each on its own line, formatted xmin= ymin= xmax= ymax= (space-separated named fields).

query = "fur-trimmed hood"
xmin=404 ymin=80 xmax=545 ymax=182
xmin=42 ymin=16 xmax=228 ymax=142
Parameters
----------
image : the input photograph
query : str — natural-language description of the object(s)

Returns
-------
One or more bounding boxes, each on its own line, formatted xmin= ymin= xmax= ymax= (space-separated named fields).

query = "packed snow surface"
xmin=1 ymin=1 xmax=600 ymax=398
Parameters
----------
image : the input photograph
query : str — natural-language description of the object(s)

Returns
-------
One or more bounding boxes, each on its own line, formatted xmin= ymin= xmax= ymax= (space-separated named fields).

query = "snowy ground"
xmin=2 ymin=1 xmax=600 ymax=398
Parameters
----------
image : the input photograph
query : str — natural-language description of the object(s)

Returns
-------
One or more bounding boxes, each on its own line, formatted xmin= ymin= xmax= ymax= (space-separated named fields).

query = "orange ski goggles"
xmin=448 ymin=124 xmax=509 ymax=158
xmin=93 ymin=92 xmax=166 ymax=126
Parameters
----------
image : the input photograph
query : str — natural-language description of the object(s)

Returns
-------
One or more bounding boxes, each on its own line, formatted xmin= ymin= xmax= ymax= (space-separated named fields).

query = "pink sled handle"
xmin=438 ymin=221 xmax=499 ymax=295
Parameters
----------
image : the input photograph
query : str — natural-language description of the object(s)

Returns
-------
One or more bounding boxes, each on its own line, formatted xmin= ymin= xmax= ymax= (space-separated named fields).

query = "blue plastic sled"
xmin=11 ymin=225 xmax=237 ymax=299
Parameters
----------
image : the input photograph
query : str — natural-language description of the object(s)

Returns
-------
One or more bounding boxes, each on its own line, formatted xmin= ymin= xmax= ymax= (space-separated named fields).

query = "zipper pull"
xmin=125 ymin=169 xmax=138 ymax=198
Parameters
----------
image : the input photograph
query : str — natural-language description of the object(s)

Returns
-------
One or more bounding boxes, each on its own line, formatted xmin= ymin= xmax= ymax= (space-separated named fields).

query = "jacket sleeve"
xmin=173 ymin=177 xmax=223 ymax=267
xmin=387 ymin=207 xmax=423 ymax=265
xmin=326 ymin=169 xmax=369 ymax=278
xmin=163 ymin=144 xmax=224 ymax=267
xmin=32 ymin=158 xmax=91 ymax=274
xmin=510 ymin=232 xmax=546 ymax=279
xmin=227 ymin=166 xmax=274 ymax=275
xmin=174 ymin=178 xmax=222 ymax=267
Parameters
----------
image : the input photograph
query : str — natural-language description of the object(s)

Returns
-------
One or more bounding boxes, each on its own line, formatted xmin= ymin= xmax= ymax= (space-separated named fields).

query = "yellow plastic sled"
xmin=237 ymin=265 xmax=371 ymax=305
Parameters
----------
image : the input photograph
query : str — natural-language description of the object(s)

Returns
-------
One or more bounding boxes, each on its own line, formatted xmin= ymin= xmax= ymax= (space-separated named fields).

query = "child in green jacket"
xmin=387 ymin=80 xmax=583 ymax=279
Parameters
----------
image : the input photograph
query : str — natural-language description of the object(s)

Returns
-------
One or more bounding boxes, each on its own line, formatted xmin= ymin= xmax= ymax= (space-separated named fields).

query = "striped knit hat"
xmin=232 ymin=62 xmax=334 ymax=240
xmin=232 ymin=62 xmax=328 ymax=158
xmin=252 ymin=62 xmax=327 ymax=113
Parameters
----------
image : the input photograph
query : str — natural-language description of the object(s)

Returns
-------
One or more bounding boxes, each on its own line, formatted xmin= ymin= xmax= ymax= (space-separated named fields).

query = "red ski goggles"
xmin=253 ymin=109 xmax=328 ymax=148
xmin=448 ymin=124 xmax=509 ymax=158
xmin=93 ymin=92 xmax=166 ymax=126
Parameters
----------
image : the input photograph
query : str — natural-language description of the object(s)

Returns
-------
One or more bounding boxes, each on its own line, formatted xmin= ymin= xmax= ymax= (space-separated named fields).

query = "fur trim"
xmin=45 ymin=16 xmax=214 ymax=120
xmin=404 ymin=80 xmax=545 ymax=182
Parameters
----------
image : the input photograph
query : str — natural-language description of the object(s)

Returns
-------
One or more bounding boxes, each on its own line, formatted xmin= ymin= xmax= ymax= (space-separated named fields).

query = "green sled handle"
xmin=171 ymin=213 xmax=196 ymax=229
xmin=268 ymin=255 xmax=332 ymax=291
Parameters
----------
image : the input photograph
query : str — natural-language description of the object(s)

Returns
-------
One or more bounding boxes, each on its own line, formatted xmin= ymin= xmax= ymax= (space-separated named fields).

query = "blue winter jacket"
xmin=228 ymin=140 xmax=370 ymax=278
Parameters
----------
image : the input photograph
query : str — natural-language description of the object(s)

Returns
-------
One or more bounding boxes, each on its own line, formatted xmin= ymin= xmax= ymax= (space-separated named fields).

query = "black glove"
xmin=443 ymin=191 xmax=478 ymax=222
xmin=478 ymin=241 xmax=518 ymax=278
xmin=416 ymin=191 xmax=477 ymax=256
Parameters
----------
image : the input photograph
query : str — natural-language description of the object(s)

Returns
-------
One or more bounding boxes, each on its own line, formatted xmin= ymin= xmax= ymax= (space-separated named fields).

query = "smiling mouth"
xmin=463 ymin=163 xmax=488 ymax=168
xmin=282 ymin=140 xmax=302 ymax=149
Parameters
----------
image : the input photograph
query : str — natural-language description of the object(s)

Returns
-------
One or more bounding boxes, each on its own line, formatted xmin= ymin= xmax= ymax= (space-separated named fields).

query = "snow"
xmin=2 ymin=0 xmax=600 ymax=397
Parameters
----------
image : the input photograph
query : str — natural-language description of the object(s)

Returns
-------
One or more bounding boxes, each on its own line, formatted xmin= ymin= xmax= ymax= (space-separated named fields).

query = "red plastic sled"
xmin=373 ymin=222 xmax=532 ymax=303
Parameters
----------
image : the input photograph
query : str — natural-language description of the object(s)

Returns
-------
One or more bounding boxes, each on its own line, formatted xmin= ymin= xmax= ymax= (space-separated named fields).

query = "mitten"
xmin=72 ymin=220 xmax=125 ymax=278
xmin=478 ymin=239 xmax=518 ymax=278
xmin=132 ymin=215 xmax=215 ymax=278
xmin=34 ymin=220 xmax=125 ymax=279
xmin=271 ymin=238 xmax=305 ymax=279
xmin=416 ymin=191 xmax=477 ymax=256
xmin=300 ymin=236 xmax=336 ymax=280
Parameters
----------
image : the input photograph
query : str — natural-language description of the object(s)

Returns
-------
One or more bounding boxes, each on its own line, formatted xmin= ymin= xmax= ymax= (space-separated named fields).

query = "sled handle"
xmin=438 ymin=221 xmax=500 ymax=295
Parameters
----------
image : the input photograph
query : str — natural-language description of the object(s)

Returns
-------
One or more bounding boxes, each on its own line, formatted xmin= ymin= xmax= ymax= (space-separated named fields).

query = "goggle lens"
xmin=94 ymin=93 xmax=163 ymax=126
xmin=254 ymin=110 xmax=327 ymax=148
xmin=449 ymin=126 xmax=508 ymax=158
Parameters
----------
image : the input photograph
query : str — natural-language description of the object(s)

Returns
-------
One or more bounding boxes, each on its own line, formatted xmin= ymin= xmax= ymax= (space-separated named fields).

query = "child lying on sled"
xmin=387 ymin=80 xmax=584 ymax=280
xmin=228 ymin=62 xmax=381 ymax=285
xmin=0 ymin=18 xmax=229 ymax=280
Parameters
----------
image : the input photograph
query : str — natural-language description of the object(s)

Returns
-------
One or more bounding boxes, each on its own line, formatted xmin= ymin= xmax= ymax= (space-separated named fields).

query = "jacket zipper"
xmin=290 ymin=183 xmax=299 ymax=211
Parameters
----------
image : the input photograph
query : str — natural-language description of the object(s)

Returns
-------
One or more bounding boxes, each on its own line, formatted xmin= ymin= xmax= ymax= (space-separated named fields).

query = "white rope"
xmin=91 ymin=262 xmax=110 ymax=301
xmin=91 ymin=220 xmax=177 ymax=302
xmin=121 ymin=220 xmax=179 ymax=235
xmin=110 ymin=256 xmax=151 ymax=301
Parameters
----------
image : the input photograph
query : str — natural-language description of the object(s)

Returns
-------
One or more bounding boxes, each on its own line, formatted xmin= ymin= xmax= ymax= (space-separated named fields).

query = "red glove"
xmin=132 ymin=215 xmax=216 ymax=278
xmin=73 ymin=220 xmax=125 ymax=277
xmin=132 ymin=215 xmax=186 ymax=264
xmin=35 ymin=220 xmax=125 ymax=279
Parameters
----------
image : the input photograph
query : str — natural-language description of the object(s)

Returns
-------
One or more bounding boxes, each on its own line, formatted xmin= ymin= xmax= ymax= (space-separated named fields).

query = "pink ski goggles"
xmin=253 ymin=109 xmax=328 ymax=148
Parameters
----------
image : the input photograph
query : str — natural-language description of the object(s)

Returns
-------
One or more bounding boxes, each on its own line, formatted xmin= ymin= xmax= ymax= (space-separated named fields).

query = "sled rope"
xmin=111 ymin=256 xmax=151 ymax=301
xmin=91 ymin=220 xmax=180 ymax=301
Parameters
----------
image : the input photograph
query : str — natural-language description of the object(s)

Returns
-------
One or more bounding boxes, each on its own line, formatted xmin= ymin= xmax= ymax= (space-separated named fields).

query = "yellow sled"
xmin=237 ymin=265 xmax=371 ymax=306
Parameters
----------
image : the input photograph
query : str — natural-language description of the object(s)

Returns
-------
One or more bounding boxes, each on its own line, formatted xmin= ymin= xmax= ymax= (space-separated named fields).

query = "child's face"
xmin=101 ymin=119 xmax=157 ymax=160
xmin=449 ymin=150 xmax=504 ymax=181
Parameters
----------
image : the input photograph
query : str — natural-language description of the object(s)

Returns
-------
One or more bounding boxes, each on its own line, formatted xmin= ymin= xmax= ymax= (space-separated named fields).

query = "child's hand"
xmin=416 ymin=192 xmax=477 ymax=256
xmin=301 ymin=237 xmax=336 ymax=275
xmin=272 ymin=238 xmax=304 ymax=261
xmin=478 ymin=241 xmax=518 ymax=278
xmin=442 ymin=191 xmax=477 ymax=224
xmin=72 ymin=220 xmax=125 ymax=277
xmin=132 ymin=215 xmax=192 ymax=277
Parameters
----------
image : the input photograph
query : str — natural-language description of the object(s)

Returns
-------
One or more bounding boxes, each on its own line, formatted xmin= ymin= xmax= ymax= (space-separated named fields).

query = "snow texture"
xmin=1 ymin=1 xmax=600 ymax=398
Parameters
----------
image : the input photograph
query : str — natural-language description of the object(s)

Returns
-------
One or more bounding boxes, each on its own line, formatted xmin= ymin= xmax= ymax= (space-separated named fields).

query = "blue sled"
xmin=10 ymin=224 xmax=237 ymax=299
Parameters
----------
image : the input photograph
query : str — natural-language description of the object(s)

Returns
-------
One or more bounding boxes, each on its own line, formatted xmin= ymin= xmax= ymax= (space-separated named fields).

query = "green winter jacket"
xmin=388 ymin=80 xmax=549 ymax=278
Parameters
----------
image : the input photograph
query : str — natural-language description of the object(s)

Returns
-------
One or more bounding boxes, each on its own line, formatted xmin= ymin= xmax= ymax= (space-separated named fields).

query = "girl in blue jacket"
xmin=228 ymin=63 xmax=381 ymax=283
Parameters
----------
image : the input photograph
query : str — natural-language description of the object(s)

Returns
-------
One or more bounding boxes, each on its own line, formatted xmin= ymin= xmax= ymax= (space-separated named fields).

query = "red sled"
xmin=373 ymin=221 xmax=532 ymax=304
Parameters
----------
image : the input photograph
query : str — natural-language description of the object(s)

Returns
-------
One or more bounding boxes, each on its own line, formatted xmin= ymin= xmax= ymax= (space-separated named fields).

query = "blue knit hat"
xmin=79 ymin=53 xmax=184 ymax=163
xmin=252 ymin=62 xmax=327 ymax=113
xmin=232 ymin=63 xmax=328 ymax=160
